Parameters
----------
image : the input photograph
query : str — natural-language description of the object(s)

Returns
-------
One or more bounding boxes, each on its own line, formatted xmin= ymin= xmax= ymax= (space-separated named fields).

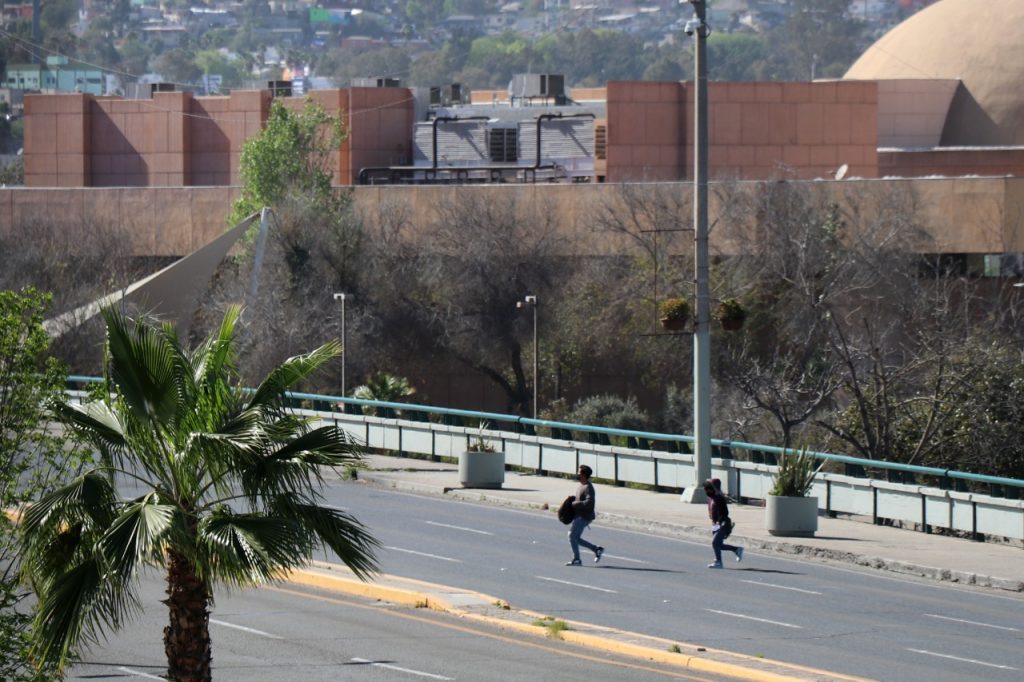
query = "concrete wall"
xmin=2 ymin=178 xmax=1022 ymax=258
xmin=875 ymin=79 xmax=958 ymax=148
xmin=880 ymin=148 xmax=1024 ymax=178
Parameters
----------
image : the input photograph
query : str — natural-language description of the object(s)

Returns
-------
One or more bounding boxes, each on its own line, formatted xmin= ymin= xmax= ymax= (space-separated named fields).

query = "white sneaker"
xmin=707 ymin=561 xmax=723 ymax=569
xmin=735 ymin=547 xmax=744 ymax=563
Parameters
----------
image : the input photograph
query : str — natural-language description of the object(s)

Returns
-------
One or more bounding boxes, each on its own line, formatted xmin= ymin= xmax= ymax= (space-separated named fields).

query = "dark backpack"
xmin=557 ymin=495 xmax=576 ymax=525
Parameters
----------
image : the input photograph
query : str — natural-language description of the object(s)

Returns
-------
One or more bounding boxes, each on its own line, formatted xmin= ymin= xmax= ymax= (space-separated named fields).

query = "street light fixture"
xmin=517 ymin=295 xmax=539 ymax=418
xmin=333 ymin=293 xmax=349 ymax=396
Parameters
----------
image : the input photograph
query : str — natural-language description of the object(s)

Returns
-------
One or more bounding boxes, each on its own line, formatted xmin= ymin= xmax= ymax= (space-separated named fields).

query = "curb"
xmin=288 ymin=561 xmax=874 ymax=682
xmin=357 ymin=472 xmax=1022 ymax=593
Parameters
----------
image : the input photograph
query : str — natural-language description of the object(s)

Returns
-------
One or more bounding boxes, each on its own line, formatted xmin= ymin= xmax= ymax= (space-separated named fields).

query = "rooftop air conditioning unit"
xmin=444 ymin=83 xmax=463 ymax=104
xmin=150 ymin=82 xmax=175 ymax=95
xmin=353 ymin=77 xmax=401 ymax=88
xmin=539 ymin=74 xmax=564 ymax=98
xmin=511 ymin=74 xmax=565 ymax=100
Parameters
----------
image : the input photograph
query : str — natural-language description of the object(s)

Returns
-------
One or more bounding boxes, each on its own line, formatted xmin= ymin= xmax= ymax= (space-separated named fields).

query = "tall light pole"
xmin=517 ymin=295 xmax=539 ymax=418
xmin=333 ymin=293 xmax=349 ymax=396
xmin=684 ymin=0 xmax=712 ymax=503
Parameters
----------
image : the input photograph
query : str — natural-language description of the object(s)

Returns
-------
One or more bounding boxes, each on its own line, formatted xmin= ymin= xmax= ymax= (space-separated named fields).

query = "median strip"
xmin=287 ymin=561 xmax=876 ymax=682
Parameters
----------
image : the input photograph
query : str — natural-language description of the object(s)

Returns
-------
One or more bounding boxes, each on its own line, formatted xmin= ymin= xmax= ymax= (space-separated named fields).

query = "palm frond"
xmin=30 ymin=557 xmax=141 ymax=671
xmin=189 ymin=305 xmax=241 ymax=386
xmin=282 ymin=501 xmax=380 ymax=581
xmin=246 ymin=340 xmax=341 ymax=410
xmin=100 ymin=494 xmax=176 ymax=580
xmin=21 ymin=472 xmax=118 ymax=538
xmin=235 ymin=426 xmax=360 ymax=502
xmin=265 ymin=425 xmax=362 ymax=466
xmin=198 ymin=512 xmax=310 ymax=585
xmin=49 ymin=399 xmax=128 ymax=457
xmin=101 ymin=306 xmax=179 ymax=425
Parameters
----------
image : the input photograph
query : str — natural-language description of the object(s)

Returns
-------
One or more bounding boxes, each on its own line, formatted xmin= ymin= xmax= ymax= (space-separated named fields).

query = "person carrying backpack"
xmin=565 ymin=465 xmax=604 ymax=566
xmin=705 ymin=478 xmax=743 ymax=568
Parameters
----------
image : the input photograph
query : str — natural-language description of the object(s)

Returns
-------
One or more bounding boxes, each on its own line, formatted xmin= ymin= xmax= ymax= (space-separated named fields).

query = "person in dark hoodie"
xmin=565 ymin=464 xmax=604 ymax=566
xmin=705 ymin=478 xmax=743 ymax=568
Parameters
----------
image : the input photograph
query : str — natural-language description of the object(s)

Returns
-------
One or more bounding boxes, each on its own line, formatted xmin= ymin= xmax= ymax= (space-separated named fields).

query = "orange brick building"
xmin=23 ymin=87 xmax=414 ymax=188
xmin=24 ymin=78 xmax=883 ymax=188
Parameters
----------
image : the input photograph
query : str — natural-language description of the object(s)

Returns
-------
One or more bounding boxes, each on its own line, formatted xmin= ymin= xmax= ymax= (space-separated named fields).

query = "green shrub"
xmin=567 ymin=394 xmax=651 ymax=432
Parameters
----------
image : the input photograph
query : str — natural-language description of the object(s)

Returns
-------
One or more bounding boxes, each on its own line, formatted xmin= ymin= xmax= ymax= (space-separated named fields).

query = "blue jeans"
xmin=569 ymin=516 xmax=598 ymax=561
xmin=711 ymin=524 xmax=739 ymax=563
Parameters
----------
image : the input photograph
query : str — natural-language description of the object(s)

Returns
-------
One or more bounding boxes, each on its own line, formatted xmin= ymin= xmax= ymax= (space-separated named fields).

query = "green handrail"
xmin=65 ymin=376 xmax=1024 ymax=492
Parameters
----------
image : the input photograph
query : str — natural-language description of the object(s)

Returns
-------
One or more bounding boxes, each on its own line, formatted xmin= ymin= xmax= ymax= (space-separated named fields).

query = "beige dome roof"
xmin=844 ymin=0 xmax=1024 ymax=145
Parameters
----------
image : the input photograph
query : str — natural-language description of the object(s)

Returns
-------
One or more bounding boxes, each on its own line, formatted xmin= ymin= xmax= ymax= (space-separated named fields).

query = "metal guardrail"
xmin=65 ymin=376 xmax=1024 ymax=543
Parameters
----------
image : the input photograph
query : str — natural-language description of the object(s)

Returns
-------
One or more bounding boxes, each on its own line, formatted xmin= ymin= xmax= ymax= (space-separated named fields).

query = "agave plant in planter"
xmin=659 ymin=297 xmax=690 ymax=331
xmin=765 ymin=447 xmax=824 ymax=537
xmin=715 ymin=298 xmax=747 ymax=331
xmin=460 ymin=421 xmax=504 ymax=489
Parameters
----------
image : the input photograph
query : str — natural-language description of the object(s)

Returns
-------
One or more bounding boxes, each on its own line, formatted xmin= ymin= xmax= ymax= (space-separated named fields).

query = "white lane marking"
xmin=385 ymin=546 xmax=461 ymax=562
xmin=925 ymin=614 xmax=1020 ymax=632
xmin=351 ymin=657 xmax=454 ymax=679
xmin=704 ymin=608 xmax=802 ymax=629
xmin=210 ymin=618 xmax=283 ymax=639
xmin=425 ymin=520 xmax=493 ymax=535
xmin=907 ymin=649 xmax=1019 ymax=671
xmin=741 ymin=580 xmax=822 ymax=595
xmin=603 ymin=553 xmax=647 ymax=564
xmin=116 ymin=666 xmax=165 ymax=680
xmin=321 ymin=504 xmax=348 ymax=512
xmin=536 ymin=576 xmax=618 ymax=593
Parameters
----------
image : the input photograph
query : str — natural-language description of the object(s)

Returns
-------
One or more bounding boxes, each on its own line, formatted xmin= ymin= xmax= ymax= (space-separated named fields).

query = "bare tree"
xmin=406 ymin=188 xmax=568 ymax=414
xmin=0 ymin=216 xmax=139 ymax=373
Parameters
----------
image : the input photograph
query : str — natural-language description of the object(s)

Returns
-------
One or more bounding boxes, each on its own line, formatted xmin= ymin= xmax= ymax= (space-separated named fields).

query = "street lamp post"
xmin=333 ymin=293 xmax=349 ymax=396
xmin=517 ymin=295 xmax=539 ymax=418
xmin=684 ymin=0 xmax=712 ymax=503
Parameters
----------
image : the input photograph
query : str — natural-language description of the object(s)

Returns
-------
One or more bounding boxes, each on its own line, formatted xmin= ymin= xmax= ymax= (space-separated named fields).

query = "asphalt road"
xmin=324 ymin=480 xmax=1024 ymax=682
xmin=66 ymin=570 xmax=737 ymax=681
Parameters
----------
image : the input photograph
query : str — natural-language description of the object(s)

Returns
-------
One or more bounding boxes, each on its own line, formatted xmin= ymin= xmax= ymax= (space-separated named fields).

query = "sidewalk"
xmin=355 ymin=453 xmax=1023 ymax=593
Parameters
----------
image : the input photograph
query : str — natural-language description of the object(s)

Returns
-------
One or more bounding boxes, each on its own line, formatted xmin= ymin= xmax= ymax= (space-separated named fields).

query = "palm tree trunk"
xmin=163 ymin=549 xmax=212 ymax=682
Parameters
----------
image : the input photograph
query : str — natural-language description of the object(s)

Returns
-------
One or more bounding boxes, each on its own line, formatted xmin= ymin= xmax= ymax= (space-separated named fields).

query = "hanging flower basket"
xmin=715 ymin=298 xmax=746 ymax=331
xmin=659 ymin=298 xmax=689 ymax=332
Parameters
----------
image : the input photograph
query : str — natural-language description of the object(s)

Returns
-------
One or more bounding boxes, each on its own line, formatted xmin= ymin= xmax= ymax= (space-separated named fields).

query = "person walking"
xmin=705 ymin=478 xmax=743 ymax=568
xmin=566 ymin=464 xmax=604 ymax=566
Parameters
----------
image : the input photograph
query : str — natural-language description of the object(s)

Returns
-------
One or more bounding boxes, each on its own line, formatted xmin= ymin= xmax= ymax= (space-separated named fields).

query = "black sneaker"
xmin=565 ymin=558 xmax=582 ymax=566
xmin=594 ymin=547 xmax=604 ymax=563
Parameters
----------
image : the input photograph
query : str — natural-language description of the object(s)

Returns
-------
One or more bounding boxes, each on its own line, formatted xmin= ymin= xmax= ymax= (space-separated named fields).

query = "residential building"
xmin=5 ymin=56 xmax=104 ymax=96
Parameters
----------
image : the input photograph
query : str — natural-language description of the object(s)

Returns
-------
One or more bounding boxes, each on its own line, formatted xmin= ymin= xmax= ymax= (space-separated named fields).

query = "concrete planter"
xmin=458 ymin=450 xmax=505 ymax=489
xmin=765 ymin=495 xmax=819 ymax=537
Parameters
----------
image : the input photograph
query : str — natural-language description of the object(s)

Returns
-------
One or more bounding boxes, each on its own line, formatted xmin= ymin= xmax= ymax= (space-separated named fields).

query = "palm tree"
xmin=351 ymin=372 xmax=416 ymax=416
xmin=19 ymin=305 xmax=379 ymax=681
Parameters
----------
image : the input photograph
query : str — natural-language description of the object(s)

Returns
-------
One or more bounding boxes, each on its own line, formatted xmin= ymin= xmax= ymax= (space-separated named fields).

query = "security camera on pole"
xmin=682 ymin=0 xmax=712 ymax=503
